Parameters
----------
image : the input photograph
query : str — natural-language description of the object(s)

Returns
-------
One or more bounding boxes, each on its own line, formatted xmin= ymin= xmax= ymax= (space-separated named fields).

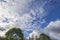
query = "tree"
xmin=39 ymin=33 xmax=51 ymax=40
xmin=5 ymin=27 xmax=24 ymax=40
xmin=35 ymin=36 xmax=38 ymax=40
xmin=0 ymin=37 xmax=9 ymax=40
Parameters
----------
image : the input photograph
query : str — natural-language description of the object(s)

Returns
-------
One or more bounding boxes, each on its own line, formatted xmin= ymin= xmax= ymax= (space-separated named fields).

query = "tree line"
xmin=0 ymin=28 xmax=51 ymax=40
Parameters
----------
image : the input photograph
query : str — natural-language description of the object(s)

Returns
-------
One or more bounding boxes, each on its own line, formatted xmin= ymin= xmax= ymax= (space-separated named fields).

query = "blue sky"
xmin=0 ymin=0 xmax=60 ymax=40
xmin=43 ymin=3 xmax=60 ymax=28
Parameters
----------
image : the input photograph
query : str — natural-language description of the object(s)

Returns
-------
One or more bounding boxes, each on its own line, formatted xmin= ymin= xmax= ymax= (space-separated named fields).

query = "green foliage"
xmin=5 ymin=27 xmax=24 ymax=40
xmin=0 ymin=28 xmax=51 ymax=40
xmin=39 ymin=33 xmax=51 ymax=40
xmin=0 ymin=37 xmax=8 ymax=40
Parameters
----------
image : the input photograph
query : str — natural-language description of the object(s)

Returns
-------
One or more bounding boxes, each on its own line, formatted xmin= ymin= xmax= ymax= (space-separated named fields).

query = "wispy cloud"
xmin=0 ymin=0 xmax=48 ymax=38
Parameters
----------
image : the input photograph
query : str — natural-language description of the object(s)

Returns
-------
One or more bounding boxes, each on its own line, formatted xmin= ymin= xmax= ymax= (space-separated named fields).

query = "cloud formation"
xmin=0 ymin=0 xmax=60 ymax=39
xmin=29 ymin=30 xmax=40 ymax=38
xmin=0 ymin=0 xmax=47 ymax=37
xmin=44 ymin=20 xmax=60 ymax=40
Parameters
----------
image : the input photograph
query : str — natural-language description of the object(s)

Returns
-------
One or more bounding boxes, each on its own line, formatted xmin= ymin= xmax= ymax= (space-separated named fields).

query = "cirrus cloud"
xmin=0 ymin=0 xmax=48 ymax=38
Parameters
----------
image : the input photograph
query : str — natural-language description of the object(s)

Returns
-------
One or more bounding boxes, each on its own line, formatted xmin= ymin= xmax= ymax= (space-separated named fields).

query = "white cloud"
xmin=0 ymin=0 xmax=33 ymax=16
xmin=29 ymin=30 xmax=39 ymax=37
xmin=44 ymin=20 xmax=60 ymax=40
xmin=28 ymin=30 xmax=40 ymax=39
xmin=28 ymin=28 xmax=43 ymax=39
xmin=0 ymin=0 xmax=47 ymax=37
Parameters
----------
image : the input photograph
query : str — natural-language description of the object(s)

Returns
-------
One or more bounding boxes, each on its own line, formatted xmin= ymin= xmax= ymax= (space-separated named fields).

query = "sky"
xmin=0 ymin=0 xmax=60 ymax=40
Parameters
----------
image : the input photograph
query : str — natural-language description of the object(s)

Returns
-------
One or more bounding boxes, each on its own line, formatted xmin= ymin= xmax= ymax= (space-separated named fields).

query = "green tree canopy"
xmin=39 ymin=33 xmax=51 ymax=40
xmin=0 ymin=37 xmax=9 ymax=40
xmin=5 ymin=27 xmax=24 ymax=40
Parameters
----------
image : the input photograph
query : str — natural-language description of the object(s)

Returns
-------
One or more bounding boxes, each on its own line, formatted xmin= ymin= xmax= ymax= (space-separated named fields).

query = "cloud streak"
xmin=0 ymin=0 xmax=50 ymax=38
